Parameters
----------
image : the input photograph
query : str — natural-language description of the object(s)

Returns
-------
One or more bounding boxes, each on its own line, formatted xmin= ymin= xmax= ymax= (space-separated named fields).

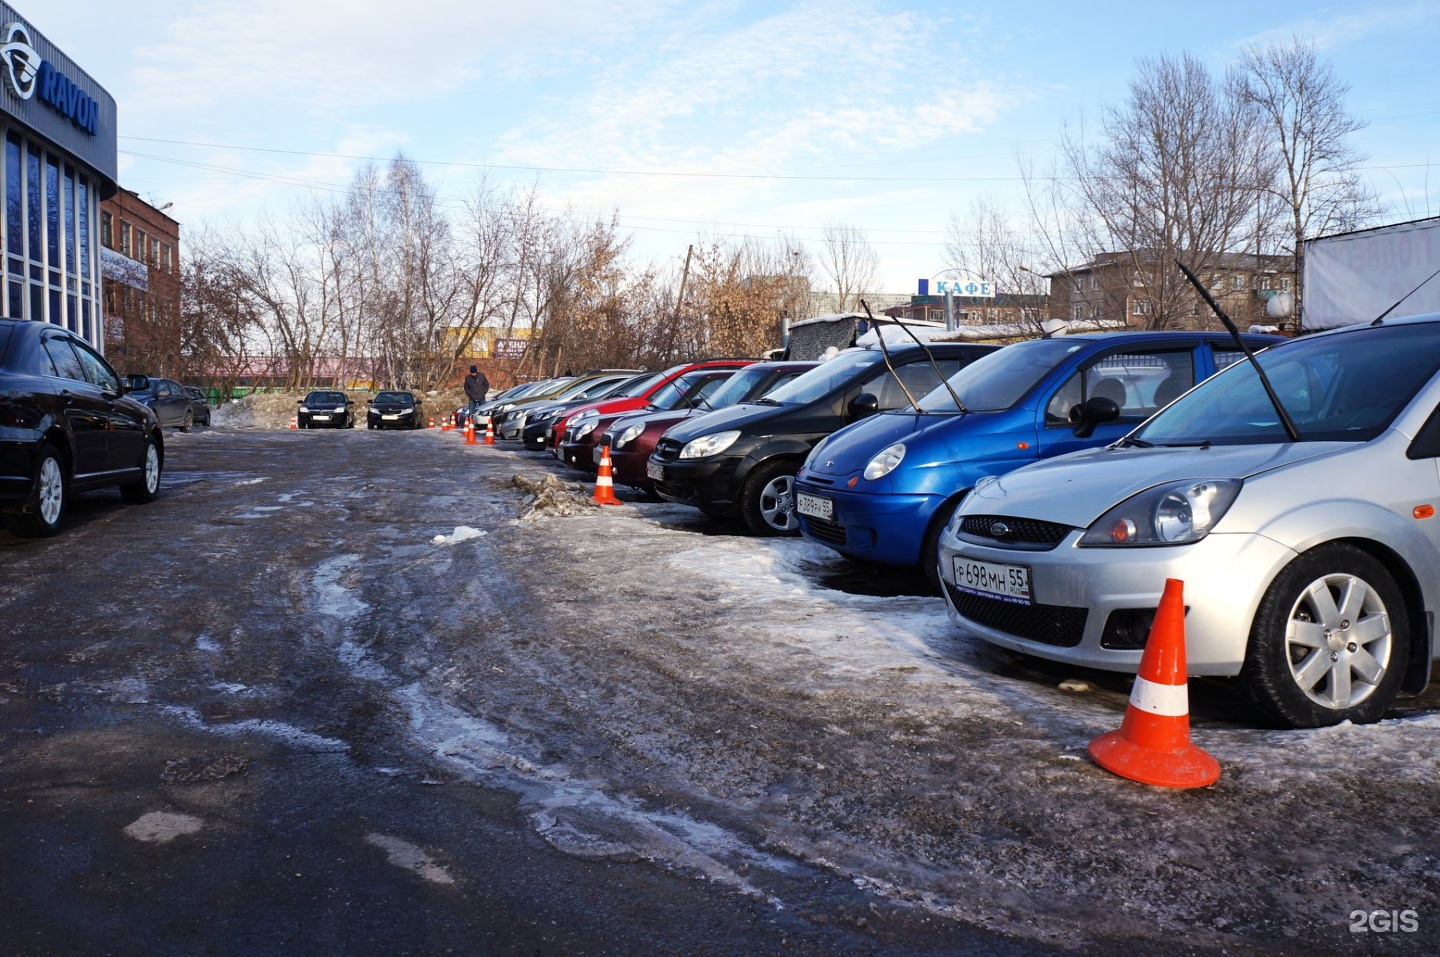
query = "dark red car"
xmin=553 ymin=360 xmax=754 ymax=470
xmin=597 ymin=360 xmax=817 ymax=491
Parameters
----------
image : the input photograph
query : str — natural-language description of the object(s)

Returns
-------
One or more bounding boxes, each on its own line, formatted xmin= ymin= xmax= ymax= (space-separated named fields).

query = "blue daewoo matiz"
xmin=793 ymin=330 xmax=1283 ymax=585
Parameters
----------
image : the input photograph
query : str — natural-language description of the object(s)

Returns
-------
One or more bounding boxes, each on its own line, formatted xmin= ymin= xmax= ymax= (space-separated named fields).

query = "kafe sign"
xmin=2 ymin=21 xmax=99 ymax=136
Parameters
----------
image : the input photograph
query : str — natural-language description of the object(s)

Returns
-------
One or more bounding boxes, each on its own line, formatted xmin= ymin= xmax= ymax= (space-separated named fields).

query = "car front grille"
xmin=653 ymin=438 xmax=683 ymax=463
xmin=805 ymin=516 xmax=846 ymax=546
xmin=959 ymin=514 xmax=1074 ymax=550
xmin=943 ymin=580 xmax=1087 ymax=648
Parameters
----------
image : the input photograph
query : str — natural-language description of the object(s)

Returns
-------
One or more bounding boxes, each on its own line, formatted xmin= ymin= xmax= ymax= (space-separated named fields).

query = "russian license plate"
xmin=952 ymin=557 xmax=1032 ymax=605
xmin=593 ymin=446 xmax=605 ymax=464
xmin=795 ymin=492 xmax=833 ymax=521
xmin=646 ymin=461 xmax=664 ymax=481
xmin=382 ymin=414 xmax=399 ymax=420
xmin=312 ymin=414 xmax=331 ymax=421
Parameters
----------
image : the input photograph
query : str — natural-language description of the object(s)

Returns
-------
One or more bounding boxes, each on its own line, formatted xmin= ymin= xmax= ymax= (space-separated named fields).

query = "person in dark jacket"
xmin=463 ymin=365 xmax=490 ymax=422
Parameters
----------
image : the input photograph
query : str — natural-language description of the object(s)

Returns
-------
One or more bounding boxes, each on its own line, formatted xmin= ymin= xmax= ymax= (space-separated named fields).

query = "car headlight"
xmin=573 ymin=420 xmax=599 ymax=440
xmin=299 ymin=406 xmax=310 ymax=413
xmin=863 ymin=443 xmax=906 ymax=481
xmin=1079 ymin=479 xmax=1243 ymax=546
xmin=573 ymin=409 xmax=599 ymax=422
xmin=368 ymin=406 xmax=377 ymax=413
xmin=333 ymin=406 xmax=346 ymax=413
xmin=616 ymin=423 xmax=644 ymax=448
xmin=680 ymin=430 xmax=741 ymax=459
xmin=400 ymin=407 xmax=413 ymax=415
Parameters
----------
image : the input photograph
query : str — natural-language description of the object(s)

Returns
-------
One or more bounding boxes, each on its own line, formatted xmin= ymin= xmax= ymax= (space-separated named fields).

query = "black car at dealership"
xmin=0 ymin=319 xmax=164 ymax=537
xmin=650 ymin=340 xmax=997 ymax=535
xmin=297 ymin=390 xmax=357 ymax=429
xmin=366 ymin=391 xmax=424 ymax=430
xmin=125 ymin=374 xmax=197 ymax=431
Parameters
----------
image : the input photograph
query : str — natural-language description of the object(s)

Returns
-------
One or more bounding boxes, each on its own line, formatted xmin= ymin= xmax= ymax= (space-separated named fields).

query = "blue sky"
xmin=35 ymin=0 xmax=1440 ymax=296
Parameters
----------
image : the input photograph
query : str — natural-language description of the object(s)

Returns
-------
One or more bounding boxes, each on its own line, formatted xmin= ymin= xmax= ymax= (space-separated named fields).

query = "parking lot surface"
xmin=2 ymin=427 xmax=1436 ymax=956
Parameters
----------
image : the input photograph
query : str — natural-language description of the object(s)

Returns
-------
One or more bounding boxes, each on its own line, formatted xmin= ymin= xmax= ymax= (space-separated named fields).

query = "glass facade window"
xmin=0 ymin=124 xmax=103 ymax=345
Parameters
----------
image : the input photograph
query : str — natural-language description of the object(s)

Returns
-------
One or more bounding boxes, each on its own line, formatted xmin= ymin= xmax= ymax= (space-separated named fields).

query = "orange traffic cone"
xmin=289 ymin=414 xmax=297 ymax=430
xmin=428 ymin=415 xmax=435 ymax=429
xmin=592 ymin=444 xmax=621 ymax=506
xmin=1088 ymin=578 xmax=1220 ymax=788
xmin=483 ymin=417 xmax=495 ymax=445
xmin=464 ymin=419 xmax=477 ymax=445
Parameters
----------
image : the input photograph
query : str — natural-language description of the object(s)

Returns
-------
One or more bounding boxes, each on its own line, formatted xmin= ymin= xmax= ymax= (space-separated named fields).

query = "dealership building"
xmin=0 ymin=4 xmax=117 ymax=350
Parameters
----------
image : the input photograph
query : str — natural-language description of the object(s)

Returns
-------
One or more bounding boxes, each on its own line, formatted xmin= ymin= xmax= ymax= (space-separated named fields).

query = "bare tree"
xmin=1233 ymin=37 xmax=1382 ymax=314
xmin=819 ymin=221 xmax=880 ymax=312
xmin=1051 ymin=53 xmax=1276 ymax=329
xmin=944 ymin=197 xmax=1050 ymax=334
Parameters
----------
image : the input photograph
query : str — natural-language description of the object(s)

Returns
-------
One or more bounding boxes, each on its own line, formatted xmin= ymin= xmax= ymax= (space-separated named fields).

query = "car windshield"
xmin=917 ymin=338 xmax=1083 ymax=413
xmin=307 ymin=392 xmax=346 ymax=404
xmin=763 ymin=351 xmax=884 ymax=405
xmin=704 ymin=365 xmax=777 ymax=409
xmin=375 ymin=391 xmax=412 ymax=403
xmin=646 ymin=371 xmax=714 ymax=410
xmin=613 ymin=372 xmax=665 ymax=397
xmin=1133 ymin=323 xmax=1440 ymax=445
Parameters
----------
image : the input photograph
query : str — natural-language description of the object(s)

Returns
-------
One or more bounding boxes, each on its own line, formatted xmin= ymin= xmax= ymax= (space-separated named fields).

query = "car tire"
xmin=920 ymin=494 xmax=965 ymax=593
xmin=1240 ymin=544 xmax=1408 ymax=728
xmin=11 ymin=444 xmax=66 ymax=537
xmin=120 ymin=433 xmax=162 ymax=504
xmin=179 ymin=409 xmax=193 ymax=433
xmin=740 ymin=459 xmax=801 ymax=536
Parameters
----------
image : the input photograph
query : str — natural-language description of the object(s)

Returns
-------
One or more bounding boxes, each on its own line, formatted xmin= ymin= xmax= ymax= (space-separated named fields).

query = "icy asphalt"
xmin=1 ymin=425 xmax=1437 ymax=957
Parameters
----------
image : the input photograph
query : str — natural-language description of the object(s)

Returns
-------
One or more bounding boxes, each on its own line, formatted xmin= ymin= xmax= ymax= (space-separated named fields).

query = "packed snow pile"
xmin=506 ymin=473 xmax=605 ymax=519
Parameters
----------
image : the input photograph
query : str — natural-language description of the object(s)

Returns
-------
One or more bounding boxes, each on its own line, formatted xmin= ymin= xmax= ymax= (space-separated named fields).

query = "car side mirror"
xmin=297 ymin=399 xmax=304 ymax=405
xmin=849 ymin=392 xmax=880 ymax=420
xmin=1069 ymin=396 xmax=1121 ymax=438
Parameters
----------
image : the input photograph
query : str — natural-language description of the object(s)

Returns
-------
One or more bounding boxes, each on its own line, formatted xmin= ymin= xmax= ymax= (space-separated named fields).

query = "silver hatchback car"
xmin=938 ymin=313 xmax=1440 ymax=729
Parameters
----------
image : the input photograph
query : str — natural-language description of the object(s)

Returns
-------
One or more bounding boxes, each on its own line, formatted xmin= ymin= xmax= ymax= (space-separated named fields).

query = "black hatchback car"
xmin=366 ymin=391 xmax=424 ymax=430
xmin=298 ymin=390 xmax=356 ymax=429
xmin=0 ymin=319 xmax=164 ymax=537
xmin=650 ymin=340 xmax=997 ymax=535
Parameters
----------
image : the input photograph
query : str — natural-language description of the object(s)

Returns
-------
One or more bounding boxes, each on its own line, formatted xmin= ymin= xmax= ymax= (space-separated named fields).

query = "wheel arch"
xmin=1325 ymin=535 xmax=1434 ymax=695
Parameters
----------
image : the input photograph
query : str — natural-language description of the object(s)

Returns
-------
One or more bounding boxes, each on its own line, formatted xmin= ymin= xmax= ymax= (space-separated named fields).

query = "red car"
xmin=597 ymin=360 xmax=817 ymax=491
xmin=554 ymin=360 xmax=754 ymax=471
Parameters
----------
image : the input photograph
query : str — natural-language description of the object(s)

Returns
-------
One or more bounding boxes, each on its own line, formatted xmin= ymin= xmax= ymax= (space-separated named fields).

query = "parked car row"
xmin=468 ymin=324 xmax=1440 ymax=729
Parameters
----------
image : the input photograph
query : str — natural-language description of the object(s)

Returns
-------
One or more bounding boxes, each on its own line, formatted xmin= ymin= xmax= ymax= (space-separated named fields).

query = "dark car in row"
xmin=651 ymin=340 xmax=999 ymax=534
xmin=125 ymin=375 xmax=203 ymax=432
xmin=597 ymin=360 xmax=816 ymax=493
xmin=298 ymin=391 xmax=357 ymax=429
xmin=366 ymin=391 xmax=425 ymax=430
xmin=0 ymin=319 xmax=164 ymax=537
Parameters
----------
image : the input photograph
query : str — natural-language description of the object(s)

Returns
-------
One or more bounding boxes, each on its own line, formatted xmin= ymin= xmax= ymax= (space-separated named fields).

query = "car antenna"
xmin=1175 ymin=259 xmax=1300 ymax=442
xmin=860 ymin=300 xmax=969 ymax=414
xmin=1369 ymin=261 xmax=1440 ymax=325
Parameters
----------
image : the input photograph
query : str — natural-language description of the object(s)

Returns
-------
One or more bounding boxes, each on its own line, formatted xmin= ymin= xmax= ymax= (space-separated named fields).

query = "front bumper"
xmin=650 ymin=455 xmax=743 ymax=512
xmin=793 ymin=477 xmax=939 ymax=567
xmin=368 ymin=411 xmax=417 ymax=428
xmin=937 ymin=525 xmax=1296 ymax=675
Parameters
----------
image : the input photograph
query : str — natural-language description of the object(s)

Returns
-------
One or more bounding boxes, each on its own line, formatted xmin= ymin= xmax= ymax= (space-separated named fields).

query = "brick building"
xmin=99 ymin=188 xmax=181 ymax=375
xmin=1045 ymin=251 xmax=1297 ymax=332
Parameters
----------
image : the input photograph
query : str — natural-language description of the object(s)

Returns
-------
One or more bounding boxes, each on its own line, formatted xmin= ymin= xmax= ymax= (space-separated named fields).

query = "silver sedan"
xmin=938 ymin=313 xmax=1440 ymax=728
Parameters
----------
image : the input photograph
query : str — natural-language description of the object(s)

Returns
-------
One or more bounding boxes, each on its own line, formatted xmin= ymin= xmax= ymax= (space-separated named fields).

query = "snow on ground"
xmin=191 ymin=423 xmax=1439 ymax=955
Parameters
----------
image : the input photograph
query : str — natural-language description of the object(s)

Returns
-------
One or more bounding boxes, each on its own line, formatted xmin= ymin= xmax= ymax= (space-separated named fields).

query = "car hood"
xmin=609 ymin=408 xmax=696 ymax=434
xmin=662 ymin=402 xmax=788 ymax=442
xmin=967 ymin=441 xmax=1351 ymax=527
xmin=806 ymin=411 xmax=951 ymax=477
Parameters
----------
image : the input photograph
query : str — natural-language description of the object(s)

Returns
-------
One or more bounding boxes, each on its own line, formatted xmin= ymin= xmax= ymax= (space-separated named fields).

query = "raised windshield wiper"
xmin=860 ymin=300 xmax=970 ymax=414
xmin=750 ymin=397 xmax=782 ymax=406
xmin=1176 ymin=260 xmax=1300 ymax=442
xmin=1116 ymin=435 xmax=1154 ymax=448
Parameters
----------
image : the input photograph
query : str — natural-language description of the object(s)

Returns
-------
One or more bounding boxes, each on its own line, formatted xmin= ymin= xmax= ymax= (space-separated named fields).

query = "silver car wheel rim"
xmin=1284 ymin=572 xmax=1392 ymax=711
xmin=37 ymin=457 xmax=62 ymax=525
xmin=759 ymin=475 xmax=796 ymax=531
xmin=144 ymin=443 xmax=160 ymax=492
